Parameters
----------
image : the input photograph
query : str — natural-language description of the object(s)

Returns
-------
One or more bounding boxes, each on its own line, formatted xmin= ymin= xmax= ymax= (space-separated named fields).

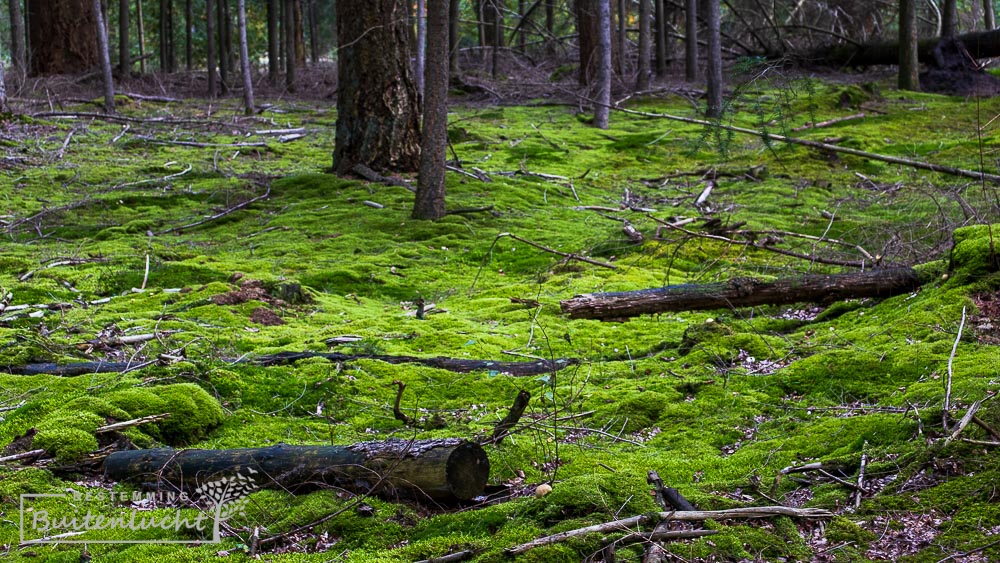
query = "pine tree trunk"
xmin=414 ymin=0 xmax=449 ymax=221
xmin=704 ymin=0 xmax=722 ymax=117
xmin=637 ymin=0 xmax=651 ymax=89
xmin=92 ymin=0 xmax=115 ymax=112
xmin=594 ymin=0 xmax=611 ymax=129
xmin=0 ymin=43 xmax=7 ymax=111
xmin=218 ymin=0 xmax=229 ymax=91
xmin=237 ymin=0 xmax=253 ymax=114
xmin=985 ymin=0 xmax=996 ymax=30
xmin=307 ymin=0 xmax=318 ymax=63
xmin=334 ymin=0 xmax=421 ymax=175
xmin=577 ymin=0 xmax=598 ymax=85
xmin=9 ymin=0 xmax=25 ymax=73
xmin=119 ymin=0 xmax=130 ymax=75
xmin=899 ymin=0 xmax=920 ymax=91
xmin=28 ymin=0 xmax=99 ymax=75
xmin=449 ymin=0 xmax=460 ymax=75
xmin=136 ymin=0 xmax=146 ymax=73
xmin=293 ymin=0 xmax=305 ymax=66
xmin=416 ymin=0 xmax=426 ymax=96
xmin=685 ymin=0 xmax=698 ymax=82
xmin=284 ymin=0 xmax=295 ymax=90
xmin=267 ymin=0 xmax=279 ymax=81
xmin=942 ymin=0 xmax=958 ymax=38
xmin=655 ymin=0 xmax=668 ymax=76
xmin=185 ymin=0 xmax=192 ymax=69
xmin=207 ymin=0 xmax=216 ymax=95
xmin=616 ymin=0 xmax=625 ymax=75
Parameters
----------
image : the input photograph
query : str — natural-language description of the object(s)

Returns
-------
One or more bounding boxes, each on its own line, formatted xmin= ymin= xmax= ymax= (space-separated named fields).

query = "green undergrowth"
xmin=1 ymin=76 xmax=1000 ymax=561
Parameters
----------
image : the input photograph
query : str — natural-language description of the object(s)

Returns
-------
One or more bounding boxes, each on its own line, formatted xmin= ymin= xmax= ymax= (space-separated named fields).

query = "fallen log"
xmin=103 ymin=438 xmax=489 ymax=502
xmin=6 ymin=351 xmax=578 ymax=377
xmin=807 ymin=29 xmax=1000 ymax=68
xmin=560 ymin=267 xmax=921 ymax=320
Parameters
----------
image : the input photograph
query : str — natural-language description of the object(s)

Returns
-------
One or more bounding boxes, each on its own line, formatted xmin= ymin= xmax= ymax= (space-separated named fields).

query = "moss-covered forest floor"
xmin=2 ymin=67 xmax=1000 ymax=562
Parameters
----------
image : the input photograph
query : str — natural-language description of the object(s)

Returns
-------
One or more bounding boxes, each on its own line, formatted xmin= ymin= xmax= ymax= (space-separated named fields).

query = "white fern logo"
xmin=192 ymin=468 xmax=258 ymax=542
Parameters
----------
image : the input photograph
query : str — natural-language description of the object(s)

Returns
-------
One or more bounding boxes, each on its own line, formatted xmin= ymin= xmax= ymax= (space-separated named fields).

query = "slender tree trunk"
xmin=207 ymin=0 xmax=216 ymax=96
xmin=518 ymin=0 xmax=526 ymax=51
xmin=284 ymin=0 xmax=296 ymax=90
xmin=655 ymin=0 xmax=667 ymax=76
xmin=92 ymin=0 xmax=115 ymax=112
xmin=159 ymin=0 xmax=173 ymax=72
xmin=185 ymin=0 xmax=192 ymax=70
xmin=119 ymin=0 xmax=130 ymax=75
xmin=704 ymin=0 xmax=722 ymax=117
xmin=985 ymin=0 xmax=996 ymax=30
xmin=448 ymin=0 xmax=459 ymax=75
xmin=135 ymin=0 xmax=146 ymax=73
xmin=0 ymin=43 xmax=8 ymax=111
xmin=218 ymin=0 xmax=229 ymax=91
xmin=307 ymin=0 xmax=319 ymax=63
xmin=416 ymin=0 xmax=426 ymax=96
xmin=545 ymin=0 xmax=555 ymax=53
xmin=293 ymin=0 xmax=305 ymax=66
xmin=278 ymin=0 xmax=285 ymax=70
xmin=267 ymin=0 xmax=279 ymax=81
xmin=899 ymin=0 xmax=920 ymax=90
xmin=637 ymin=0 xmax=651 ymax=89
xmin=415 ymin=0 xmax=449 ymax=221
xmin=685 ymin=0 xmax=698 ymax=81
xmin=237 ymin=0 xmax=254 ymax=114
xmin=942 ymin=0 xmax=958 ymax=38
xmin=617 ymin=0 xmax=625 ymax=75
xmin=9 ymin=0 xmax=25 ymax=73
xmin=491 ymin=0 xmax=501 ymax=79
xmin=334 ymin=0 xmax=420 ymax=174
xmin=594 ymin=0 xmax=611 ymax=129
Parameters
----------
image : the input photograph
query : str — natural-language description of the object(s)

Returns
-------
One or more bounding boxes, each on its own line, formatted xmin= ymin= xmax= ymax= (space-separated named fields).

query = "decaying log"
xmin=807 ymin=29 xmax=1000 ymax=68
xmin=6 ymin=351 xmax=578 ymax=377
xmin=561 ymin=267 xmax=921 ymax=320
xmin=104 ymin=438 xmax=490 ymax=502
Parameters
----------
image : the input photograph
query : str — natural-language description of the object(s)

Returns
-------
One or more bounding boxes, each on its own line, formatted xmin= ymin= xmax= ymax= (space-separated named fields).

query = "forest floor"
xmin=2 ymin=63 xmax=1000 ymax=562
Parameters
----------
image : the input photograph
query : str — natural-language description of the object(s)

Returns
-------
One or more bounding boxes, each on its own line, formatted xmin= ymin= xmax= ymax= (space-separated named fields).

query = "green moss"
xmin=108 ymin=383 xmax=224 ymax=444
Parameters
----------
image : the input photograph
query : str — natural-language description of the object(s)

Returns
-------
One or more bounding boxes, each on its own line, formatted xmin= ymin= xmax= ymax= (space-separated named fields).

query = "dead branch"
xmin=648 ymin=470 xmax=696 ymax=511
xmin=133 ymin=134 xmax=268 ymax=148
xmin=0 ymin=449 xmax=46 ymax=464
xmin=155 ymin=185 xmax=271 ymax=235
xmin=390 ymin=380 xmax=411 ymax=425
xmin=95 ymin=413 xmax=171 ymax=433
xmin=504 ymin=506 xmax=833 ymax=555
xmin=352 ymin=163 xmax=416 ymax=192
xmin=496 ymin=232 xmax=617 ymax=269
xmin=791 ymin=113 xmax=867 ymax=132
xmin=414 ymin=550 xmax=478 ymax=563
xmin=944 ymin=306 xmax=967 ymax=431
xmin=491 ymin=390 xmax=531 ymax=444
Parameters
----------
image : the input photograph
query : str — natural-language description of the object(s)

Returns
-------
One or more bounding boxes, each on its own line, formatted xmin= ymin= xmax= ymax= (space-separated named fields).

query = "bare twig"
xmin=496 ymin=232 xmax=616 ymax=269
xmin=95 ymin=413 xmax=171 ymax=433
xmin=944 ymin=306 xmax=967 ymax=431
xmin=155 ymin=185 xmax=271 ymax=235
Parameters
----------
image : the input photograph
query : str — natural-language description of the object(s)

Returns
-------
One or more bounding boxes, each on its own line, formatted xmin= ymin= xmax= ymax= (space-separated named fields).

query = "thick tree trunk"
xmin=414 ymin=0 xmax=449 ymax=220
xmin=899 ymin=0 xmax=919 ymax=91
xmin=985 ymin=0 xmax=996 ymax=30
xmin=577 ymin=0 xmax=601 ymax=85
xmin=807 ymin=28 xmax=1000 ymax=68
xmin=92 ymin=0 xmax=115 ymax=112
xmin=942 ymin=0 xmax=958 ymax=38
xmin=104 ymin=439 xmax=490 ymax=502
xmin=118 ymin=0 xmax=130 ymax=75
xmin=207 ymin=0 xmax=216 ymax=95
xmin=637 ymin=0 xmax=651 ymax=89
xmin=684 ymin=0 xmax=698 ymax=81
xmin=560 ymin=267 xmax=922 ymax=320
xmin=704 ymin=0 xmax=722 ymax=117
xmin=334 ymin=0 xmax=421 ymax=175
xmin=237 ymin=0 xmax=254 ymax=114
xmin=27 ymin=0 xmax=99 ymax=75
xmin=267 ymin=0 xmax=279 ymax=81
xmin=9 ymin=0 xmax=25 ymax=73
xmin=594 ymin=0 xmax=611 ymax=129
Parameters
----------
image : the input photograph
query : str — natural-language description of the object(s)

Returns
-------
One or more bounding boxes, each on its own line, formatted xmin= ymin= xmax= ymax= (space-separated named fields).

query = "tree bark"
xmin=942 ymin=0 xmax=959 ymax=38
xmin=293 ymin=0 xmax=305 ymax=66
xmin=185 ymin=0 xmax=192 ymax=70
xmin=416 ymin=0 xmax=426 ymax=97
xmin=414 ymin=0 xmax=449 ymax=220
xmin=118 ymin=0 xmax=130 ymax=75
xmin=489 ymin=0 xmax=502 ymax=79
xmin=985 ymin=0 xmax=996 ymax=30
xmin=0 ymin=42 xmax=7 ymax=111
xmin=159 ymin=0 xmax=173 ymax=72
xmin=104 ymin=439 xmax=490 ymax=502
xmin=307 ymin=0 xmax=319 ymax=63
xmin=449 ymin=0 xmax=460 ymax=76
xmin=284 ymin=0 xmax=296 ymax=90
xmin=92 ymin=0 xmax=115 ymax=112
xmin=136 ymin=0 xmax=146 ymax=73
xmin=207 ymin=0 xmax=216 ymax=96
xmin=9 ymin=0 xmax=25 ymax=73
xmin=267 ymin=0 xmax=279 ymax=81
xmin=576 ymin=0 xmax=597 ymax=85
xmin=27 ymin=0 xmax=99 ymax=75
xmin=704 ymin=0 xmax=722 ymax=117
xmin=637 ymin=0 xmax=651 ymax=89
xmin=684 ymin=0 xmax=698 ymax=81
xmin=899 ymin=0 xmax=920 ymax=91
xmin=334 ymin=0 xmax=421 ymax=175
xmin=617 ymin=0 xmax=626 ymax=75
xmin=218 ymin=0 xmax=230 ymax=91
xmin=654 ymin=0 xmax=668 ymax=76
xmin=594 ymin=0 xmax=611 ymax=129
xmin=237 ymin=0 xmax=254 ymax=114
xmin=560 ymin=267 xmax=923 ymax=320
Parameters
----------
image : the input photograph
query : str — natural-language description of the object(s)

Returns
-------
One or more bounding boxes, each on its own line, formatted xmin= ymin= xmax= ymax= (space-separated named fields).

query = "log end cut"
xmin=446 ymin=440 xmax=491 ymax=500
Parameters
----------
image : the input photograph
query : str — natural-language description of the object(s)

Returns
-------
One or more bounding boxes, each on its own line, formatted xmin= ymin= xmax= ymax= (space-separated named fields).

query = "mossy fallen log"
xmin=560 ymin=267 xmax=922 ymax=320
xmin=808 ymin=29 xmax=1000 ymax=68
xmin=103 ymin=438 xmax=490 ymax=502
xmin=6 ymin=352 xmax=577 ymax=376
